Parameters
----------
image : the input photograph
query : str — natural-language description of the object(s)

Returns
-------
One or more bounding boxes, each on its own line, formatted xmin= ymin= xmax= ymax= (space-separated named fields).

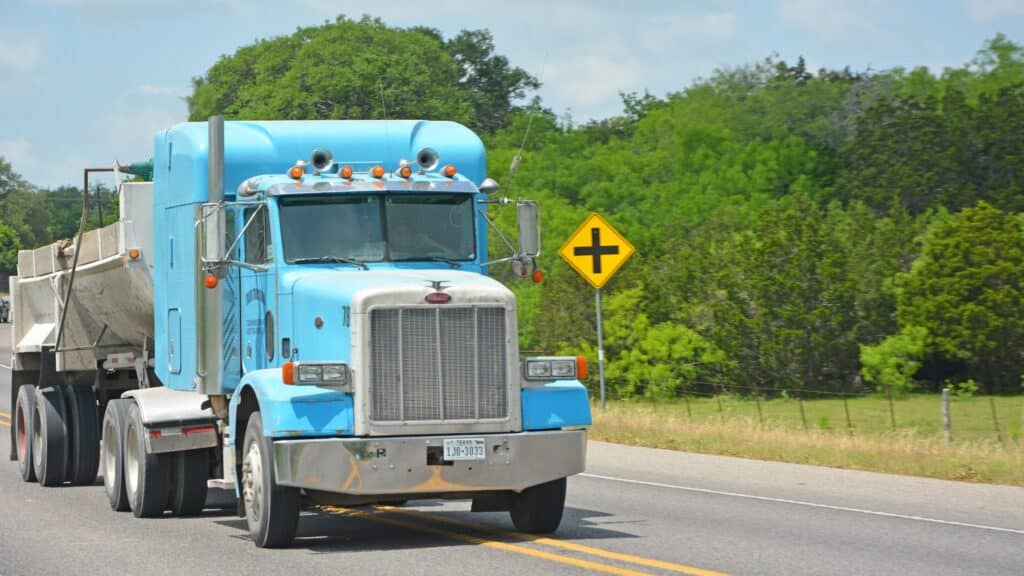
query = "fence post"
xmin=753 ymin=384 xmax=764 ymax=427
xmin=798 ymin=391 xmax=808 ymax=430
xmin=887 ymin=386 xmax=897 ymax=429
xmin=717 ymin=395 xmax=724 ymax=422
xmin=842 ymin=396 xmax=853 ymax=434
xmin=942 ymin=387 xmax=953 ymax=443
xmin=989 ymin=397 xmax=1003 ymax=444
xmin=683 ymin=390 xmax=692 ymax=420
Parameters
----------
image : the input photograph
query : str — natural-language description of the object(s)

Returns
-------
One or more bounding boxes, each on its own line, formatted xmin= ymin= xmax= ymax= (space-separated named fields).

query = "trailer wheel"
xmin=509 ymin=477 xmax=567 ymax=534
xmin=242 ymin=411 xmax=299 ymax=547
xmin=64 ymin=385 xmax=100 ymax=486
xmin=101 ymin=399 xmax=131 ymax=511
xmin=169 ymin=449 xmax=209 ymax=516
xmin=33 ymin=386 xmax=68 ymax=487
xmin=124 ymin=402 xmax=169 ymax=518
xmin=15 ymin=384 xmax=38 ymax=482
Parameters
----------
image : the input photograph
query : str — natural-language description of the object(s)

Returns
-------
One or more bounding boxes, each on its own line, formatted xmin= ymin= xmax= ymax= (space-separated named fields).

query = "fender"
xmin=228 ymin=369 xmax=355 ymax=450
xmin=520 ymin=380 xmax=592 ymax=430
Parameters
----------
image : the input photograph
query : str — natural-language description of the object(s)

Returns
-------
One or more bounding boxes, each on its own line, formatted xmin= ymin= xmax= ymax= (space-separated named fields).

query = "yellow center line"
xmin=0 ymin=411 xmax=10 ymax=418
xmin=320 ymin=505 xmax=653 ymax=576
xmin=376 ymin=506 xmax=730 ymax=576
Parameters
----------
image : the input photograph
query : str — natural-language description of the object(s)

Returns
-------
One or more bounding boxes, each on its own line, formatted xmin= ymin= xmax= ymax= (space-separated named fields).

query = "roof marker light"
xmin=443 ymin=164 xmax=457 ymax=178
xmin=372 ymin=165 xmax=385 ymax=179
xmin=340 ymin=165 xmax=353 ymax=179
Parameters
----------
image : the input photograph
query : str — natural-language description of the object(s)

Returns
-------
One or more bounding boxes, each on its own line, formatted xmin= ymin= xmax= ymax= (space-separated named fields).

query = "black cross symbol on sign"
xmin=574 ymin=227 xmax=619 ymax=274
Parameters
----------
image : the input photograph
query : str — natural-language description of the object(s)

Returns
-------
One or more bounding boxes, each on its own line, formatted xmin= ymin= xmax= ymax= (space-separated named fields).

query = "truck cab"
xmin=152 ymin=119 xmax=591 ymax=546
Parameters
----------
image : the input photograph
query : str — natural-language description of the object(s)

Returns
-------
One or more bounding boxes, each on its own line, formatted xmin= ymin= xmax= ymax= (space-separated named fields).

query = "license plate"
xmin=443 ymin=438 xmax=486 ymax=461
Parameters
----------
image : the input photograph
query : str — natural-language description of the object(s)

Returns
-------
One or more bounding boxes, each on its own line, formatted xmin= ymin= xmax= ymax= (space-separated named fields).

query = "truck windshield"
xmin=279 ymin=194 xmax=476 ymax=264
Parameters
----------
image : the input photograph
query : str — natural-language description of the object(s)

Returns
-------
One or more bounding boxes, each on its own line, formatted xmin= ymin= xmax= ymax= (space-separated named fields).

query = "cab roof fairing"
xmin=152 ymin=119 xmax=486 ymax=208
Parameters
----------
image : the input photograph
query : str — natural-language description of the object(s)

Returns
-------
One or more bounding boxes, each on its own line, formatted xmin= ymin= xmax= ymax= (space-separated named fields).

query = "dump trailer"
xmin=8 ymin=118 xmax=591 ymax=547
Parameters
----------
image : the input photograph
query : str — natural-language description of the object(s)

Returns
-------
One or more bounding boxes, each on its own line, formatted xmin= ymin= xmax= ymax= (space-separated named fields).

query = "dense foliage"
xmin=187 ymin=16 xmax=538 ymax=134
xmin=3 ymin=21 xmax=1022 ymax=396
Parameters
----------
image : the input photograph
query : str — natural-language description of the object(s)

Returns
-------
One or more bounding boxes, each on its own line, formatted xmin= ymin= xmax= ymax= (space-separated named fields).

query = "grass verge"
xmin=589 ymin=395 xmax=1024 ymax=486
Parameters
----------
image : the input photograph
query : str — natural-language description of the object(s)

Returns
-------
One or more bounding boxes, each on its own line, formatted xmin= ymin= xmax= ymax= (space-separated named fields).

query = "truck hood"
xmin=282 ymin=268 xmax=515 ymax=363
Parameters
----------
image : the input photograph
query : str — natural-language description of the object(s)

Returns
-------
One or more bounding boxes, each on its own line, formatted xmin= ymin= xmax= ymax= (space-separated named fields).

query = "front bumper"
xmin=272 ymin=430 xmax=586 ymax=495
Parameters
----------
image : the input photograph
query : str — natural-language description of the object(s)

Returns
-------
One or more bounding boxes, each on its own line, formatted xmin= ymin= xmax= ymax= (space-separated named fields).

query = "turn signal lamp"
xmin=576 ymin=356 xmax=588 ymax=380
xmin=204 ymin=273 xmax=218 ymax=289
xmin=443 ymin=164 xmax=457 ymax=178
xmin=372 ymin=165 xmax=385 ymax=179
xmin=340 ymin=165 xmax=354 ymax=179
xmin=532 ymin=268 xmax=544 ymax=283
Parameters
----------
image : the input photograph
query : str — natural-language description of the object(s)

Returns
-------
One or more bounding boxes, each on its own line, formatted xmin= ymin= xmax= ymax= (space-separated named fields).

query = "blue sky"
xmin=2 ymin=0 xmax=1024 ymax=189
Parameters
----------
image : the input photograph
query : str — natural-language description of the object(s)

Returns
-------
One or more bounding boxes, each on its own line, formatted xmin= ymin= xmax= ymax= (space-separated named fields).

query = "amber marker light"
xmin=443 ymin=164 xmax=457 ymax=178
xmin=576 ymin=356 xmax=588 ymax=380
xmin=282 ymin=361 xmax=296 ymax=385
xmin=289 ymin=165 xmax=305 ymax=179
xmin=204 ymin=273 xmax=218 ymax=289
xmin=128 ymin=248 xmax=140 ymax=260
xmin=398 ymin=165 xmax=412 ymax=179
xmin=340 ymin=165 xmax=353 ymax=179
xmin=532 ymin=268 xmax=544 ymax=283
xmin=372 ymin=165 xmax=385 ymax=178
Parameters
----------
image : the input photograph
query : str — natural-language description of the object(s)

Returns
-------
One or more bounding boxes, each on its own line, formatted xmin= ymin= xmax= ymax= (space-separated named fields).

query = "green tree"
xmin=859 ymin=326 xmax=928 ymax=394
xmin=188 ymin=16 xmax=535 ymax=133
xmin=896 ymin=202 xmax=1024 ymax=392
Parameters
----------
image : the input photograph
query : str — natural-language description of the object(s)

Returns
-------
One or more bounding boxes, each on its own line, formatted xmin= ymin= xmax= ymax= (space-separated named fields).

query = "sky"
xmin=2 ymin=0 xmax=1024 ymax=189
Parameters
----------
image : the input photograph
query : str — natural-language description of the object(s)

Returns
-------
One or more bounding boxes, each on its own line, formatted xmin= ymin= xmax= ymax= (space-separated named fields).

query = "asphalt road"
xmin=1 ymin=324 xmax=1022 ymax=576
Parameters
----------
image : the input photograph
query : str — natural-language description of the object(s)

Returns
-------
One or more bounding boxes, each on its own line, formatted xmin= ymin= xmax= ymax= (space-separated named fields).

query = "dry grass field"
xmin=589 ymin=395 xmax=1024 ymax=485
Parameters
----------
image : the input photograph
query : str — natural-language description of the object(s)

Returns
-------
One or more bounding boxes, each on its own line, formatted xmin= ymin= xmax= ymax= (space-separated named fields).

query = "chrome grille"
xmin=370 ymin=306 xmax=508 ymax=422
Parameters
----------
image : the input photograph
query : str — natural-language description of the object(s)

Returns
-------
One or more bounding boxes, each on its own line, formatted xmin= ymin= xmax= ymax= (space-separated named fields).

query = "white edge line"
xmin=0 ymin=364 xmax=11 ymax=370
xmin=579 ymin=472 xmax=1024 ymax=535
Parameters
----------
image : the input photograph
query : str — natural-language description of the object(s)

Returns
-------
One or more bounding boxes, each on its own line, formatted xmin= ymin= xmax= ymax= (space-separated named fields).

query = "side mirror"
xmin=517 ymin=201 xmax=540 ymax=258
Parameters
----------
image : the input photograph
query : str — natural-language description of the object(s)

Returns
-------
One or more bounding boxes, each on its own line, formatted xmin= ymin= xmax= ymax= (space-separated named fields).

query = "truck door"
xmin=240 ymin=205 xmax=276 ymax=374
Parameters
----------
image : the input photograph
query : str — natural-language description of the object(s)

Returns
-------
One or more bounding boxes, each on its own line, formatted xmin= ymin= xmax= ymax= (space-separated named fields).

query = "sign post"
xmin=558 ymin=213 xmax=635 ymax=410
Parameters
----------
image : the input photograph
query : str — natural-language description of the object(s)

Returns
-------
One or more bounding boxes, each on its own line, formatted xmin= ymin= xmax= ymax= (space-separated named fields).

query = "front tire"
xmin=509 ymin=477 xmax=567 ymax=533
xmin=33 ymin=386 xmax=68 ymax=487
xmin=242 ymin=411 xmax=299 ymax=547
xmin=15 ymin=384 xmax=37 ymax=482
xmin=124 ymin=401 xmax=169 ymax=518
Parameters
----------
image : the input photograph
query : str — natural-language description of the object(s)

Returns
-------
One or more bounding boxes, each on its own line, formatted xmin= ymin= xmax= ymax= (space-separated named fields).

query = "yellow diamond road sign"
xmin=558 ymin=213 xmax=635 ymax=289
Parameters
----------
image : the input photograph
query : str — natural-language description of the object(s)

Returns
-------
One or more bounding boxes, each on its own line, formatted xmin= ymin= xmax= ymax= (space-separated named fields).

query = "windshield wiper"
xmin=426 ymin=256 xmax=462 ymax=269
xmin=291 ymin=256 xmax=369 ymax=270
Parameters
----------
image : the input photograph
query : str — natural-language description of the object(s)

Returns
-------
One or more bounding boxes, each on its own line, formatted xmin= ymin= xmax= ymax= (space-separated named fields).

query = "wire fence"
xmin=589 ymin=380 xmax=1024 ymax=444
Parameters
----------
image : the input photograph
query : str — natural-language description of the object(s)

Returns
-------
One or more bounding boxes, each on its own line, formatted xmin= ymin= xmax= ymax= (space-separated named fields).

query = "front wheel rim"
xmin=242 ymin=441 xmax=263 ymax=521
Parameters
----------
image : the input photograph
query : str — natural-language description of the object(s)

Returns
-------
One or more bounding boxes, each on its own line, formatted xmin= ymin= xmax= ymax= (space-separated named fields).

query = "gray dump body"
xmin=10 ymin=182 xmax=155 ymax=373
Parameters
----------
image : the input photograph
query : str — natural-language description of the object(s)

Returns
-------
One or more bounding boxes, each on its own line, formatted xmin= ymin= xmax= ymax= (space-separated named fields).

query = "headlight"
xmin=523 ymin=356 xmax=579 ymax=381
xmin=298 ymin=364 xmax=323 ymax=383
xmin=283 ymin=361 xmax=351 ymax=389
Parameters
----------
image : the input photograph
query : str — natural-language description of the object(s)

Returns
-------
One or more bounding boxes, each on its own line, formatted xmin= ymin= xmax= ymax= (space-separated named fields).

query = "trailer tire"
xmin=242 ymin=412 xmax=299 ymax=548
xmin=509 ymin=477 xmax=567 ymax=534
xmin=15 ymin=384 xmax=38 ymax=482
xmin=33 ymin=386 xmax=68 ymax=487
xmin=65 ymin=385 xmax=100 ymax=486
xmin=169 ymin=449 xmax=209 ymax=516
xmin=124 ymin=402 xmax=169 ymax=518
xmin=102 ymin=399 xmax=131 ymax=511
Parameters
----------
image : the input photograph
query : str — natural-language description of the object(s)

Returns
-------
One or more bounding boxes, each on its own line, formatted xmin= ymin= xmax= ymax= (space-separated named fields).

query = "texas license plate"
xmin=443 ymin=438 xmax=486 ymax=461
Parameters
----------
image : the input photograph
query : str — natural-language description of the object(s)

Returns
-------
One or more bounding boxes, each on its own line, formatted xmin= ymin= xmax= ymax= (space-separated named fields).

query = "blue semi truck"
xmin=8 ymin=117 xmax=591 ymax=547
